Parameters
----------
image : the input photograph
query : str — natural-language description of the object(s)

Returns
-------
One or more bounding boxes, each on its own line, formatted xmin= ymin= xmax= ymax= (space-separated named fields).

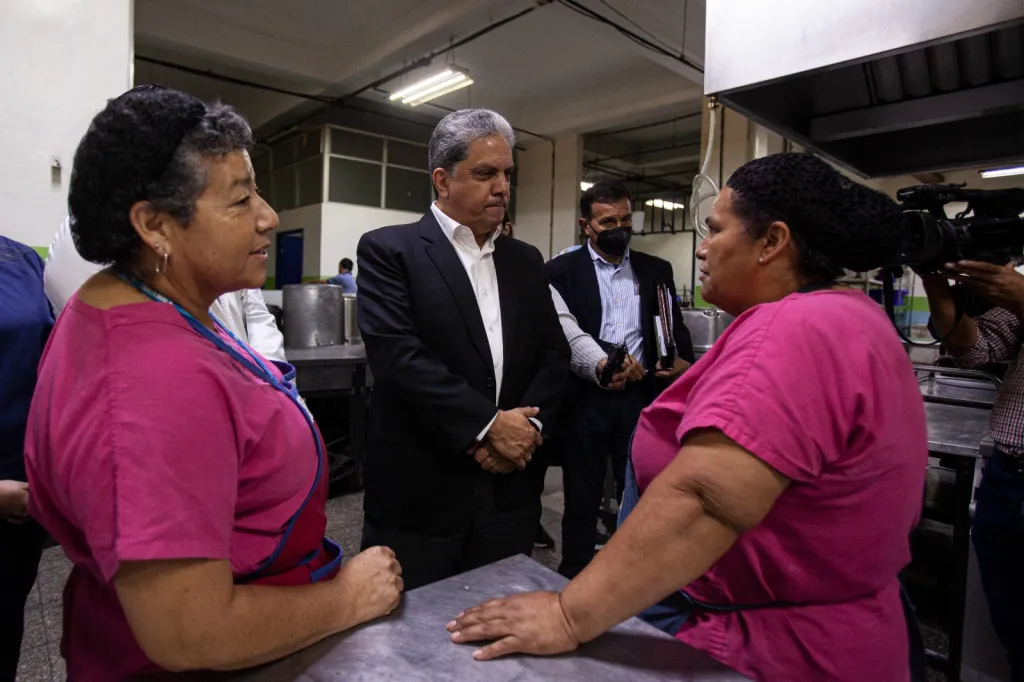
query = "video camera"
xmin=892 ymin=184 xmax=1024 ymax=273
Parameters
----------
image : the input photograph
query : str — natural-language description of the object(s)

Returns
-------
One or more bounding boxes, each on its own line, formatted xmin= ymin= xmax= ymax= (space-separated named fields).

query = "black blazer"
xmin=356 ymin=212 xmax=569 ymax=535
xmin=547 ymin=245 xmax=695 ymax=375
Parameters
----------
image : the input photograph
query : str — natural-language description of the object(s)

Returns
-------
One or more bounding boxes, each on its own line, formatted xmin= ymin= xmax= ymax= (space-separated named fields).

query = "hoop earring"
xmin=155 ymin=250 xmax=169 ymax=275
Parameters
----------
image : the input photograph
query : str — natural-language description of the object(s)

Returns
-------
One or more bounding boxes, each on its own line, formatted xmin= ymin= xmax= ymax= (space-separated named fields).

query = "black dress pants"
xmin=362 ymin=472 xmax=540 ymax=591
xmin=558 ymin=379 xmax=653 ymax=578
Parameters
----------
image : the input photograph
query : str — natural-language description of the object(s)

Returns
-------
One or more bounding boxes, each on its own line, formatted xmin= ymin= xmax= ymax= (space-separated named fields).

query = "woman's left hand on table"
xmin=447 ymin=591 xmax=579 ymax=660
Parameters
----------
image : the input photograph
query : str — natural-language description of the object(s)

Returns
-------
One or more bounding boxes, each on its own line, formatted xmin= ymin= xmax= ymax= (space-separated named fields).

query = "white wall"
xmin=320 ymin=203 xmax=421 ymax=278
xmin=633 ymin=231 xmax=697 ymax=297
xmin=269 ymin=203 xmax=323 ymax=283
xmin=1 ymin=0 xmax=133 ymax=250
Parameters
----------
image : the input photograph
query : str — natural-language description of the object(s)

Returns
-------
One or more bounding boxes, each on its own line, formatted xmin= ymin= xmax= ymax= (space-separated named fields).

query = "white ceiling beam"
xmin=571 ymin=0 xmax=704 ymax=86
xmin=134 ymin=1 xmax=337 ymax=83
xmin=636 ymin=152 xmax=701 ymax=168
xmin=324 ymin=0 xmax=536 ymax=90
xmin=518 ymin=83 xmax=703 ymax=137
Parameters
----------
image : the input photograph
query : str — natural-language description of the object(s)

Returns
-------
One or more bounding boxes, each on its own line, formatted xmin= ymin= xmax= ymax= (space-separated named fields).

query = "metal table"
xmin=286 ymin=344 xmax=371 ymax=394
xmin=921 ymin=396 xmax=993 ymax=681
xmin=287 ymin=344 xmax=373 ymax=477
xmin=221 ymin=555 xmax=749 ymax=682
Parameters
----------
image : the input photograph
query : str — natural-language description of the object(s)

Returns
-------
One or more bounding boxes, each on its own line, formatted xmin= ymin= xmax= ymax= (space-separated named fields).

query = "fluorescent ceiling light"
xmin=405 ymin=75 xmax=473 ymax=106
xmin=980 ymin=165 xmax=1024 ymax=179
xmin=645 ymin=199 xmax=685 ymax=210
xmin=389 ymin=68 xmax=473 ymax=107
xmin=389 ymin=70 xmax=456 ymax=101
xmin=580 ymin=182 xmax=594 ymax=191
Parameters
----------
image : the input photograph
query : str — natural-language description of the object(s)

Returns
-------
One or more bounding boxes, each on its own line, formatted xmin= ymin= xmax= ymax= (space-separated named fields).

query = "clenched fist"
xmin=334 ymin=546 xmax=404 ymax=625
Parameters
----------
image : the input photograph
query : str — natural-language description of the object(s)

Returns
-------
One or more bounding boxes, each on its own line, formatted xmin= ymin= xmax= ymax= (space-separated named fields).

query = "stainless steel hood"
xmin=705 ymin=0 xmax=1024 ymax=178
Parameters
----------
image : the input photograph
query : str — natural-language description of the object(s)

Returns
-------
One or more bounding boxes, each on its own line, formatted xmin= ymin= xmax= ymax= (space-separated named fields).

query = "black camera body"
xmin=893 ymin=184 xmax=1024 ymax=273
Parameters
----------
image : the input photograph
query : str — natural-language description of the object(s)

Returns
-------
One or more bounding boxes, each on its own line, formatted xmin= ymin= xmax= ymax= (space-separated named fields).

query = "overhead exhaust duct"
xmin=704 ymin=0 xmax=1024 ymax=177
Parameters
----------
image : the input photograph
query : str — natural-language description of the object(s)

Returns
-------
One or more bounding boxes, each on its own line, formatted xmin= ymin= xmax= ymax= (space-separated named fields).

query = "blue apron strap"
xmin=116 ymin=273 xmax=335 ymax=582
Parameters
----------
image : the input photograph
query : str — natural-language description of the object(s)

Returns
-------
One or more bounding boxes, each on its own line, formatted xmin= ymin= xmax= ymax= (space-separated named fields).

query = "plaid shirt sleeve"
xmin=958 ymin=307 xmax=1023 ymax=368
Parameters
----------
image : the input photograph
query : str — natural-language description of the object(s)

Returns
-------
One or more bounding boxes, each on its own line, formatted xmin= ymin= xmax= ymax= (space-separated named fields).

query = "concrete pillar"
xmin=0 ymin=0 xmax=134 ymax=253
xmin=513 ymin=134 xmax=582 ymax=260
xmin=513 ymin=139 xmax=554 ymax=257
xmin=551 ymin=134 xmax=583 ymax=257
xmin=749 ymin=122 xmax=785 ymax=160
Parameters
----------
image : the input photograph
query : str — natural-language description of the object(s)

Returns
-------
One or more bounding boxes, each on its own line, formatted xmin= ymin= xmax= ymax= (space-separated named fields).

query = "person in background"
xmin=448 ymin=153 xmax=928 ymax=682
xmin=25 ymin=85 xmax=402 ymax=680
xmin=0 ymin=235 xmax=54 ymax=681
xmin=502 ymin=215 xmax=645 ymax=552
xmin=921 ymin=261 xmax=1024 ymax=679
xmin=547 ymin=179 xmax=695 ymax=578
xmin=328 ymin=257 xmax=358 ymax=293
xmin=45 ymin=216 xmax=286 ymax=362
xmin=357 ymin=109 xmax=569 ymax=589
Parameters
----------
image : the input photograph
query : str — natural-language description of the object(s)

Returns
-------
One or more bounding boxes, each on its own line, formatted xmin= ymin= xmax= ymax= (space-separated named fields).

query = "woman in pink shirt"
xmin=25 ymin=86 xmax=402 ymax=680
xmin=448 ymin=154 xmax=929 ymax=681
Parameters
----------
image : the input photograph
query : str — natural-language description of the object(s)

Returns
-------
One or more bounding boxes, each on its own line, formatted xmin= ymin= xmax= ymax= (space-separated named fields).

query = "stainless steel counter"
xmin=919 ymin=377 xmax=997 ymax=406
xmin=286 ymin=344 xmax=371 ymax=394
xmin=225 ymin=555 xmax=748 ymax=682
xmin=924 ymin=402 xmax=992 ymax=458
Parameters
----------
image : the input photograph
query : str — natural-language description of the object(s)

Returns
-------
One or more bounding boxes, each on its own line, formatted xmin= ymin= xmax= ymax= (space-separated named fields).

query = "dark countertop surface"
xmin=208 ymin=555 xmax=749 ymax=682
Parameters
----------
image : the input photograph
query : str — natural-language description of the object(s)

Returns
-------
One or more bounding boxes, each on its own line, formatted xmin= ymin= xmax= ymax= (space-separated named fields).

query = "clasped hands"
xmin=468 ymin=407 xmax=542 ymax=475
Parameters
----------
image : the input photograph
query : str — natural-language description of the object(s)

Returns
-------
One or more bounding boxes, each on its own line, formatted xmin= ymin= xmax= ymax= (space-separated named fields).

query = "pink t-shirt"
xmin=25 ymin=295 xmax=320 ymax=681
xmin=632 ymin=289 xmax=927 ymax=682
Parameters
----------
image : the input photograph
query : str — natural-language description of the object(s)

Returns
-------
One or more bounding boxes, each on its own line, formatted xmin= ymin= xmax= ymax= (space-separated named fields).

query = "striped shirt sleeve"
xmin=549 ymin=285 xmax=606 ymax=383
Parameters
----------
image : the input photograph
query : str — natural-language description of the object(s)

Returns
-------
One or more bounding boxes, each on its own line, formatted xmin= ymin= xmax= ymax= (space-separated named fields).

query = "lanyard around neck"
xmin=115 ymin=272 xmax=310 ymax=420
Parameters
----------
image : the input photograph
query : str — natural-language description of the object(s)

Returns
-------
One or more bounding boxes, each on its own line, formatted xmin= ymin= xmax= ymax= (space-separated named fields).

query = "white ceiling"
xmin=133 ymin=0 xmax=706 ymax=160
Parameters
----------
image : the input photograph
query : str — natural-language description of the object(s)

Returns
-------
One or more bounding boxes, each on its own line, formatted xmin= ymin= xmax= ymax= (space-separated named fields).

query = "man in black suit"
xmin=547 ymin=180 xmax=695 ymax=578
xmin=356 ymin=109 xmax=569 ymax=589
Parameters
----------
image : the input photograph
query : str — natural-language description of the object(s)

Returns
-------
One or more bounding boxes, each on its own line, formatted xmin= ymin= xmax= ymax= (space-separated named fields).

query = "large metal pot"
xmin=343 ymin=294 xmax=361 ymax=344
xmin=283 ymin=284 xmax=346 ymax=348
xmin=680 ymin=308 xmax=735 ymax=360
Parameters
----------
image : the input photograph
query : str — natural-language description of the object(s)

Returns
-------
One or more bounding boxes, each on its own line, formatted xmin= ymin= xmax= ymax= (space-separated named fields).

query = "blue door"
xmin=276 ymin=229 xmax=304 ymax=287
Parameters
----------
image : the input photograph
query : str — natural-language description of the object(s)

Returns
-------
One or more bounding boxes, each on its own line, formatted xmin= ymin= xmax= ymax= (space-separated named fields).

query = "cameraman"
xmin=921 ymin=260 xmax=1024 ymax=679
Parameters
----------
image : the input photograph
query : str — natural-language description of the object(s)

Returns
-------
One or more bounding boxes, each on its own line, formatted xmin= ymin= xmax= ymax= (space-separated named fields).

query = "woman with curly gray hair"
xmin=24 ymin=86 xmax=402 ymax=679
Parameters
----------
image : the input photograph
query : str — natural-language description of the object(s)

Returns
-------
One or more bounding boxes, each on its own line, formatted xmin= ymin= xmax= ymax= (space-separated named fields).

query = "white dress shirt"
xmin=430 ymin=203 xmax=541 ymax=440
xmin=44 ymin=217 xmax=287 ymax=362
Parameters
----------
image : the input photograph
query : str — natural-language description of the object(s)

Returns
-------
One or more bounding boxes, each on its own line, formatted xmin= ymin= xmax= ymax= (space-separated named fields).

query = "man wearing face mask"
xmin=547 ymin=180 xmax=694 ymax=578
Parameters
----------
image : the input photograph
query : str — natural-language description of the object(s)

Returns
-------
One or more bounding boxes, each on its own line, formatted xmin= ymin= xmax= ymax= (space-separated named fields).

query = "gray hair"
xmin=149 ymin=103 xmax=254 ymax=227
xmin=428 ymin=109 xmax=516 ymax=175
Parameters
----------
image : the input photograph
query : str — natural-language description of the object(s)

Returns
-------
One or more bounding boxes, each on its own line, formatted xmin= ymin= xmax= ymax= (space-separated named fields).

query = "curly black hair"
xmin=68 ymin=85 xmax=253 ymax=268
xmin=726 ymin=153 xmax=905 ymax=280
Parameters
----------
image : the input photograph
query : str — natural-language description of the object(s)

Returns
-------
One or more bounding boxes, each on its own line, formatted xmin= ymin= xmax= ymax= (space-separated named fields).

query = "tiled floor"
xmin=16 ymin=469 xmax=569 ymax=681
